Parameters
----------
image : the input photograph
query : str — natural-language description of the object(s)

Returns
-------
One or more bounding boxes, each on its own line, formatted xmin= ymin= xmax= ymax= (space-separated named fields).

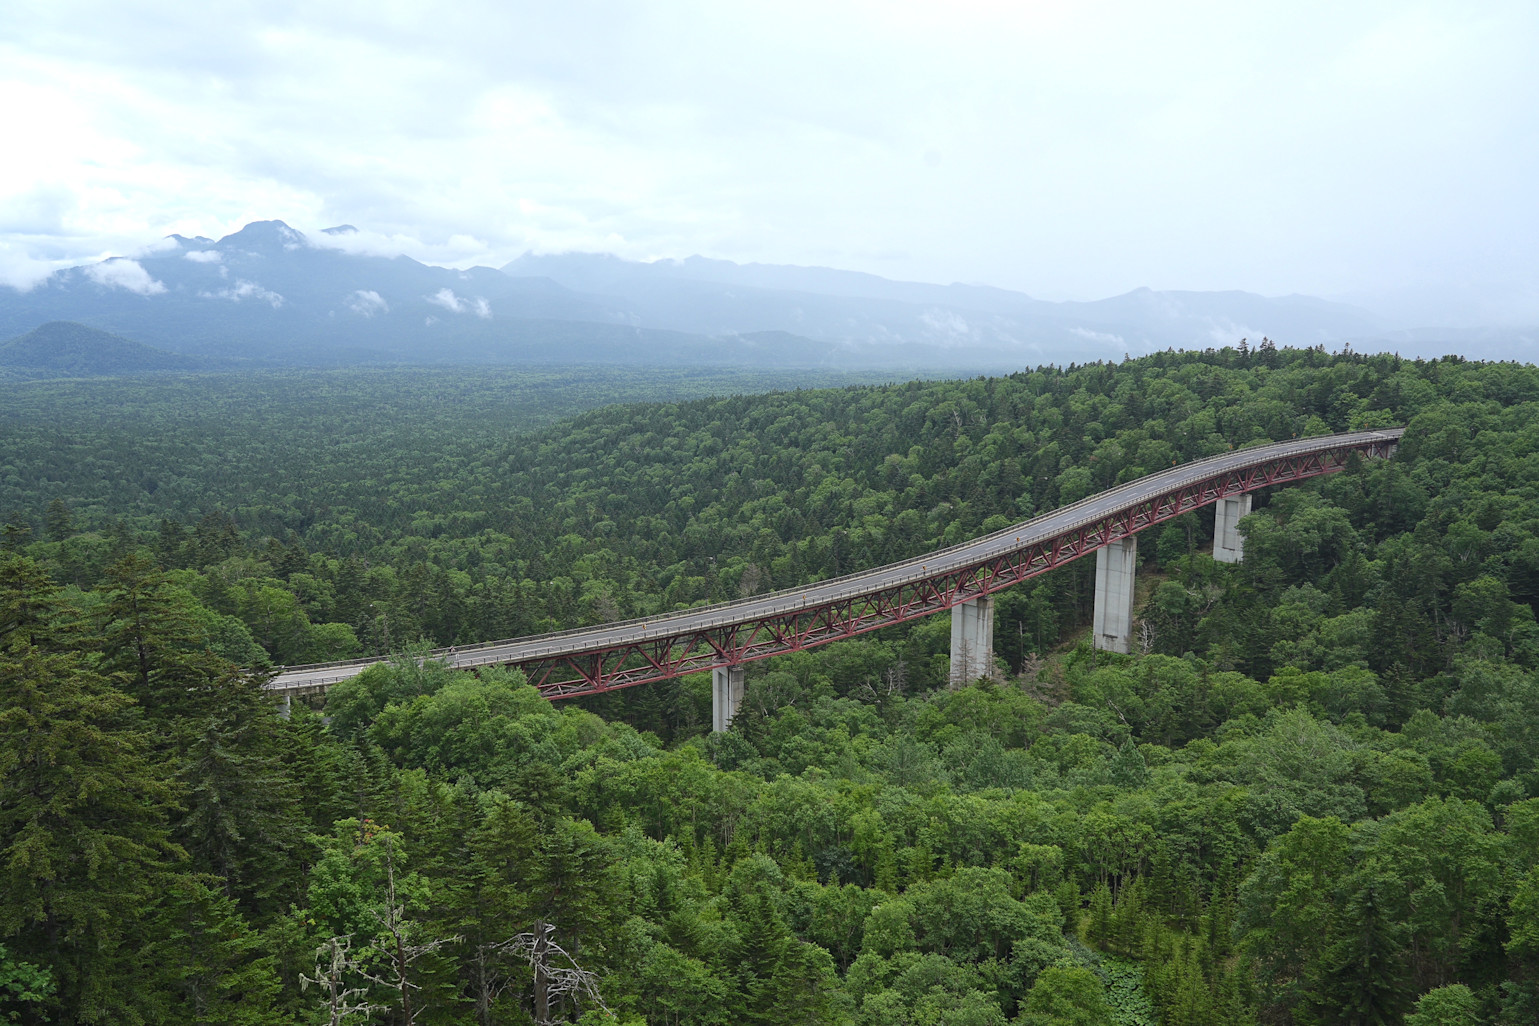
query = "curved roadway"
xmin=269 ymin=428 xmax=1403 ymax=693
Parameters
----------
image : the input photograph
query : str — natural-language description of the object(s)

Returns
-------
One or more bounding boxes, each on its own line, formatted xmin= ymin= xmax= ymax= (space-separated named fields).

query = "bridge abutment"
xmin=1093 ymin=536 xmax=1138 ymax=654
xmin=1213 ymin=493 xmax=1252 ymax=563
xmin=949 ymin=595 xmax=996 ymax=684
xmin=712 ymin=664 xmax=745 ymax=732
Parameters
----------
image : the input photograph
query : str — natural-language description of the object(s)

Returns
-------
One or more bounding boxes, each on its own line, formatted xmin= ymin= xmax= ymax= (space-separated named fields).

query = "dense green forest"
xmin=3 ymin=346 xmax=1539 ymax=1025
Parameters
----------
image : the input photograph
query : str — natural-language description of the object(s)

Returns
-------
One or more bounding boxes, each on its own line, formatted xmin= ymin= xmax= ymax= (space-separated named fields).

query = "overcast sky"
xmin=2 ymin=1 xmax=1536 ymax=322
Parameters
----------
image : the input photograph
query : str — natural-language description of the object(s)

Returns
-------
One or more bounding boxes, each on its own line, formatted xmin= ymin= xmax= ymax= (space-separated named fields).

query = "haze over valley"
xmin=3 ymin=218 xmax=1531 ymax=376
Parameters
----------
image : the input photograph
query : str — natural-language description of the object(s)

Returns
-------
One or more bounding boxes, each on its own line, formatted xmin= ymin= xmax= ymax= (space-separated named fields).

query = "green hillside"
xmin=3 ymin=348 xmax=1538 ymax=1025
xmin=0 ymin=320 xmax=196 ymax=377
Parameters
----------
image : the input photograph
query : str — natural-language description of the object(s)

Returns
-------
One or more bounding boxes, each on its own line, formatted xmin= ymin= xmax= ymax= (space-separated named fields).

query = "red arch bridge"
xmin=269 ymin=428 xmax=1403 ymax=729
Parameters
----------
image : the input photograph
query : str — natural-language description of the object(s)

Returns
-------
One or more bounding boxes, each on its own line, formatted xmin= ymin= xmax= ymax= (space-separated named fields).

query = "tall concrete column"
xmin=1093 ymin=536 xmax=1138 ymax=654
xmin=949 ymin=594 xmax=995 ymax=684
xmin=279 ymin=693 xmax=292 ymax=719
xmin=712 ymin=665 xmax=745 ymax=732
xmin=1213 ymin=493 xmax=1253 ymax=564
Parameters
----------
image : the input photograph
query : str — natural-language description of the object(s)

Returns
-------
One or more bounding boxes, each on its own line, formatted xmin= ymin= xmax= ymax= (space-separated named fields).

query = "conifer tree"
xmin=1313 ymin=867 xmax=1409 ymax=1026
xmin=97 ymin=554 xmax=307 ymax=912
xmin=0 ymin=556 xmax=181 ymax=1022
xmin=141 ymin=877 xmax=286 ymax=1026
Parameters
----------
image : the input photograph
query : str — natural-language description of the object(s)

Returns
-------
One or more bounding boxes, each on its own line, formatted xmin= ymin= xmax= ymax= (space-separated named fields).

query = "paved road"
xmin=269 ymin=428 xmax=1403 ymax=693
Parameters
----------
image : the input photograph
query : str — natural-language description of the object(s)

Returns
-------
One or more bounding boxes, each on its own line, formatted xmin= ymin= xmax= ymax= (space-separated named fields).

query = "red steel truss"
xmin=511 ymin=433 xmax=1399 ymax=699
xmin=264 ymin=430 xmax=1402 ymax=700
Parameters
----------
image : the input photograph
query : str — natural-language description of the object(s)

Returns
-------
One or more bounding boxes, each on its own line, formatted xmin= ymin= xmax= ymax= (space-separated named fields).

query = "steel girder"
xmin=518 ymin=438 xmax=1393 ymax=699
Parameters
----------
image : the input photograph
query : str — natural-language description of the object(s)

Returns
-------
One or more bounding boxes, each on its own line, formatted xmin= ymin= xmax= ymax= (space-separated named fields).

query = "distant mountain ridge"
xmin=502 ymin=250 xmax=1383 ymax=357
xmin=0 ymin=219 xmax=1524 ymax=369
xmin=0 ymin=221 xmax=666 ymax=367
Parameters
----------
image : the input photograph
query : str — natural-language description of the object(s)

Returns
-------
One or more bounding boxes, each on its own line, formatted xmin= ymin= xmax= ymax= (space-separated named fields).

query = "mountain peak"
xmin=216 ymin=220 xmax=306 ymax=250
xmin=321 ymin=224 xmax=358 ymax=236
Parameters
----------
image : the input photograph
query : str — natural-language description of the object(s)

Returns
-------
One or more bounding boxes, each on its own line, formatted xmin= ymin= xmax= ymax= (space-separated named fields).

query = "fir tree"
xmin=0 ymin=556 xmax=182 ymax=1022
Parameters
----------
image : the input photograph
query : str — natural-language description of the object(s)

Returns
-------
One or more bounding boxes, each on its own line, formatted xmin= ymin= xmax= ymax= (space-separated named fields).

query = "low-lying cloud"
xmin=311 ymin=225 xmax=496 ymax=269
xmin=426 ymin=287 xmax=491 ymax=318
xmin=1206 ymin=322 xmax=1255 ymax=346
xmin=184 ymin=249 xmax=222 ymax=263
xmin=83 ymin=258 xmax=166 ymax=296
xmin=345 ymin=289 xmax=389 ymax=317
xmin=201 ymin=279 xmax=284 ymax=308
xmin=1070 ymin=326 xmax=1125 ymax=345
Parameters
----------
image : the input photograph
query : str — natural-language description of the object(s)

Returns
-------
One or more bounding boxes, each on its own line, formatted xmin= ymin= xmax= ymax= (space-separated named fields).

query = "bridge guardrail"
xmin=268 ymin=428 xmax=1401 ymax=689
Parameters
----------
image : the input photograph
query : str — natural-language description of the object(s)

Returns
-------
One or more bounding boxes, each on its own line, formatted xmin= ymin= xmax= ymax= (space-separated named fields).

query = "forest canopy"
xmin=3 ymin=345 xmax=1539 ymax=1024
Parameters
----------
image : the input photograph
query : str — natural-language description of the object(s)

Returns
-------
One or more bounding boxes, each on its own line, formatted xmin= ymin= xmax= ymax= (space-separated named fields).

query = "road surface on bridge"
xmin=268 ymin=428 xmax=1403 ymax=697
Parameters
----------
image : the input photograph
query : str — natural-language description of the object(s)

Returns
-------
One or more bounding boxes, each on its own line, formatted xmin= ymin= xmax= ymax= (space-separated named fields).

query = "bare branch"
xmin=301 ymin=935 xmax=389 ymax=1026
xmin=1136 ymin=618 xmax=1157 ymax=655
xmin=500 ymin=922 xmax=611 ymax=1025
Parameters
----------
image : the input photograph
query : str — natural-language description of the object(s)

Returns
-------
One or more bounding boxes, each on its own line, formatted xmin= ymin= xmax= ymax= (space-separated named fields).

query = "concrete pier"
xmin=1093 ymin=536 xmax=1138 ymax=654
xmin=949 ymin=595 xmax=996 ymax=684
xmin=712 ymin=664 xmax=745 ymax=732
xmin=1213 ymin=493 xmax=1253 ymax=563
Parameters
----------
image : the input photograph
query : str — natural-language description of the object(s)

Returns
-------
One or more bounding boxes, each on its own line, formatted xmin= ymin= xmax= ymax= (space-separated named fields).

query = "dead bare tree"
xmin=949 ymin=638 xmax=972 ymax=689
xmin=374 ymin=832 xmax=458 ymax=1026
xmin=1193 ymin=583 xmax=1224 ymax=617
xmin=738 ymin=562 xmax=764 ymax=597
xmin=857 ymin=661 xmax=908 ymax=704
xmin=301 ymin=936 xmax=387 ymax=1026
xmin=1136 ymin=618 xmax=1158 ymax=655
xmin=467 ymin=936 xmax=540 ymax=1026
xmin=502 ymin=922 xmax=610 ymax=1026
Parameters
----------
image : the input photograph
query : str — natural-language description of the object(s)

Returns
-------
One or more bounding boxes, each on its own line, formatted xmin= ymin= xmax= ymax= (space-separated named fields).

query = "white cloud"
xmin=426 ymin=287 xmax=491 ymax=318
xmin=84 ymin=258 xmax=166 ymax=295
xmin=345 ymin=289 xmax=388 ymax=316
xmin=310 ymin=225 xmax=497 ymax=268
xmin=0 ymin=245 xmax=65 ymax=291
xmin=0 ymin=0 xmax=1534 ymax=318
xmin=1205 ymin=322 xmax=1255 ymax=346
xmin=1070 ymin=327 xmax=1126 ymax=345
xmin=184 ymin=249 xmax=222 ymax=263
xmin=135 ymin=236 xmax=179 ymax=257
xmin=919 ymin=309 xmax=974 ymax=341
xmin=201 ymin=279 xmax=284 ymax=307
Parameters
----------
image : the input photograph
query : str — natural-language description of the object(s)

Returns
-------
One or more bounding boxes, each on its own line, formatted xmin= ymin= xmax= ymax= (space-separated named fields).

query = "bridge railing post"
xmin=712 ymin=665 xmax=745 ymax=732
xmin=1093 ymin=536 xmax=1138 ymax=654
xmin=1213 ymin=493 xmax=1253 ymax=563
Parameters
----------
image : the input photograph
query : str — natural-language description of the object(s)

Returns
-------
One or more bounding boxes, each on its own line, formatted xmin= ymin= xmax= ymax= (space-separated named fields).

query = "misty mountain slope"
xmin=0 ymin=321 xmax=198 ymax=378
xmin=0 ymin=221 xmax=1021 ymax=369
xmin=0 ymin=219 xmax=1496 ymax=370
xmin=0 ymin=221 xmax=640 ymax=364
xmin=503 ymin=250 xmax=1045 ymax=309
xmin=1060 ymin=287 xmax=1382 ymax=349
xmin=503 ymin=252 xmax=1049 ymax=352
xmin=502 ymin=251 xmax=1385 ymax=355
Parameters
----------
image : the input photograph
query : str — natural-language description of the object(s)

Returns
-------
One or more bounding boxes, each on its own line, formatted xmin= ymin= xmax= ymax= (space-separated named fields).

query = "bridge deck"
xmin=268 ymin=428 xmax=1403 ymax=695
